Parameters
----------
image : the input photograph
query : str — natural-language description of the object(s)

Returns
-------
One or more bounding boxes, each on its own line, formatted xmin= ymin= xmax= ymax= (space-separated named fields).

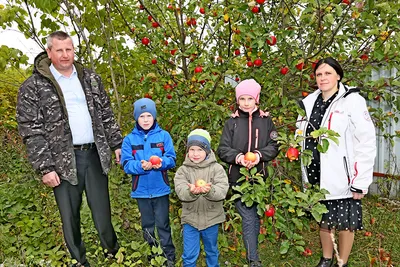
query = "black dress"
xmin=305 ymin=92 xmax=363 ymax=231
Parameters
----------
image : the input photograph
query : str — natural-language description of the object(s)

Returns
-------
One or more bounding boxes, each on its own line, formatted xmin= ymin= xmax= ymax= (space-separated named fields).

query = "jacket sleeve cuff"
xmin=40 ymin=167 xmax=56 ymax=176
xmin=111 ymin=144 xmax=122 ymax=151
xmin=350 ymin=186 xmax=365 ymax=194
xmin=235 ymin=153 xmax=244 ymax=164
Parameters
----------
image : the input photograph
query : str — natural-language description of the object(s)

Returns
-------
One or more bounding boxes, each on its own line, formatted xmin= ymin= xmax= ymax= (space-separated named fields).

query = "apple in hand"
xmin=195 ymin=179 xmax=207 ymax=187
xmin=244 ymin=152 xmax=257 ymax=162
xmin=149 ymin=156 xmax=161 ymax=165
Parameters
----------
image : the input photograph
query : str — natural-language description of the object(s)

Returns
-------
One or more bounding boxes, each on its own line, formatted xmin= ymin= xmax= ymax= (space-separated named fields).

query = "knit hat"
xmin=133 ymin=98 xmax=157 ymax=121
xmin=187 ymin=129 xmax=211 ymax=156
xmin=235 ymin=79 xmax=261 ymax=103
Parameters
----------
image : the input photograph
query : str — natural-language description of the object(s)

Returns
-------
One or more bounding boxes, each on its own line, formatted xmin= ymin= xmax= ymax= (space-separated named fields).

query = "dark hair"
xmin=313 ymin=57 xmax=344 ymax=81
xmin=47 ymin=31 xmax=72 ymax=49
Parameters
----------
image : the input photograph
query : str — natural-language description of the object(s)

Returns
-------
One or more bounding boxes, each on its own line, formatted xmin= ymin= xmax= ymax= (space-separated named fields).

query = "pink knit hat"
xmin=235 ymin=79 xmax=261 ymax=103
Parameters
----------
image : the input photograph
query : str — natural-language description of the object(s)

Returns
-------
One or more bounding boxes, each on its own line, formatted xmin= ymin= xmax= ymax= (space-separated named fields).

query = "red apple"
xmin=302 ymin=248 xmax=312 ymax=256
xmin=280 ymin=67 xmax=289 ymax=75
xmin=235 ymin=76 xmax=240 ymax=82
xmin=139 ymin=4 xmax=144 ymax=10
xmin=147 ymin=15 xmax=153 ymax=21
xmin=244 ymin=152 xmax=257 ymax=162
xmin=256 ymin=0 xmax=265 ymax=4
xmin=217 ymin=99 xmax=224 ymax=105
xmin=130 ymin=27 xmax=135 ymax=33
xmin=234 ymin=49 xmax=240 ymax=56
xmin=149 ymin=156 xmax=161 ymax=165
xmin=286 ymin=147 xmax=299 ymax=161
xmin=302 ymin=91 xmax=309 ymax=97
xmin=191 ymin=18 xmax=197 ymax=26
xmin=251 ymin=6 xmax=259 ymax=13
xmin=151 ymin=58 xmax=157 ymax=64
xmin=265 ymin=206 xmax=275 ymax=217
xmin=170 ymin=49 xmax=177 ymax=55
xmin=364 ymin=231 xmax=372 ymax=237
xmin=152 ymin=22 xmax=159 ymax=28
xmin=342 ymin=0 xmax=350 ymax=5
xmin=195 ymin=179 xmax=207 ymax=187
xmin=194 ymin=66 xmax=203 ymax=73
xmin=166 ymin=94 xmax=172 ymax=99
xmin=247 ymin=61 xmax=253 ymax=67
xmin=266 ymin=35 xmax=277 ymax=46
xmin=254 ymin=58 xmax=263 ymax=67
xmin=167 ymin=4 xmax=173 ymax=10
xmin=142 ymin=37 xmax=150 ymax=45
xmin=360 ymin=54 xmax=368 ymax=61
xmin=200 ymin=7 xmax=205 ymax=14
xmin=144 ymin=93 xmax=152 ymax=99
xmin=310 ymin=73 xmax=315 ymax=80
xmin=296 ymin=62 xmax=305 ymax=70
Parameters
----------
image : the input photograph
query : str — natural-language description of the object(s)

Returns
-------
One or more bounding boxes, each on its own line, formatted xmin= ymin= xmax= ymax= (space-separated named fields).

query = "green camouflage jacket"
xmin=16 ymin=51 xmax=122 ymax=185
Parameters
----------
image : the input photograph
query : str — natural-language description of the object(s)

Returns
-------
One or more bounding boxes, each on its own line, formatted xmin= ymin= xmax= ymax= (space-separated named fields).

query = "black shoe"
xmin=316 ymin=257 xmax=333 ymax=267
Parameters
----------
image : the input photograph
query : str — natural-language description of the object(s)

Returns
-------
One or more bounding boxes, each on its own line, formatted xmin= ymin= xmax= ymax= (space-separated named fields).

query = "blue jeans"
xmin=136 ymin=195 xmax=175 ymax=262
xmin=235 ymin=200 xmax=260 ymax=262
xmin=182 ymin=224 xmax=220 ymax=267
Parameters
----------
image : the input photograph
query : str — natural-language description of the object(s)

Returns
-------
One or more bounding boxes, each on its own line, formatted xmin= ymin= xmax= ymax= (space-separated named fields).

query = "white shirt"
xmin=49 ymin=64 xmax=94 ymax=145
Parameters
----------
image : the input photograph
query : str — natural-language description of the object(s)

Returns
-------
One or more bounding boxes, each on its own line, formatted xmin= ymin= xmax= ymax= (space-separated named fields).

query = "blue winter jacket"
xmin=121 ymin=122 xmax=176 ymax=198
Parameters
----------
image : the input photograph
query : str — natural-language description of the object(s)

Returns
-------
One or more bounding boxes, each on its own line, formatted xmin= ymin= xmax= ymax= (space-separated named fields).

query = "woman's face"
xmin=315 ymin=63 xmax=341 ymax=95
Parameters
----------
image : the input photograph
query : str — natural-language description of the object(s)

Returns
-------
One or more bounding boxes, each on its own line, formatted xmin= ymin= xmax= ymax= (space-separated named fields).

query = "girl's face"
xmin=238 ymin=95 xmax=257 ymax=112
xmin=137 ymin=112 xmax=154 ymax=130
xmin=315 ymin=63 xmax=341 ymax=95
xmin=188 ymin=145 xmax=207 ymax=163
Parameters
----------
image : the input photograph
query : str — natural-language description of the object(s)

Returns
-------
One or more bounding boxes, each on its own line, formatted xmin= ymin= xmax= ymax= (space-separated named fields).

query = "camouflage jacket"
xmin=16 ymin=52 xmax=122 ymax=185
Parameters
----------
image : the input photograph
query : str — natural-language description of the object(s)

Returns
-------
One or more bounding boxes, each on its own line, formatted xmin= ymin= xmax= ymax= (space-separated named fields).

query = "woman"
xmin=296 ymin=58 xmax=376 ymax=267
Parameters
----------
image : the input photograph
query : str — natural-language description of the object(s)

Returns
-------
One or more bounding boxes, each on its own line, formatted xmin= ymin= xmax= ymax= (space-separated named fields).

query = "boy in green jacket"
xmin=174 ymin=129 xmax=229 ymax=267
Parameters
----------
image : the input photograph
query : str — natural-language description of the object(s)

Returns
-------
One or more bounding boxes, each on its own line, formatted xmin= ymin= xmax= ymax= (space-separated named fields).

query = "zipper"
xmin=247 ymin=113 xmax=252 ymax=151
xmin=343 ymin=156 xmax=351 ymax=184
xmin=255 ymin=128 xmax=259 ymax=149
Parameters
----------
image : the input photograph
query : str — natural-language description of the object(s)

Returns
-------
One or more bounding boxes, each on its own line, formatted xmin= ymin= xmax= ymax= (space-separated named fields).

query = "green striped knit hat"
xmin=187 ymin=129 xmax=211 ymax=156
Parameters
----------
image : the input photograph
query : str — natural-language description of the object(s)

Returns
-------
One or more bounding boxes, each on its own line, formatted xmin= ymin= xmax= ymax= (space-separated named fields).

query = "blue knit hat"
xmin=187 ymin=129 xmax=211 ymax=156
xmin=133 ymin=98 xmax=157 ymax=121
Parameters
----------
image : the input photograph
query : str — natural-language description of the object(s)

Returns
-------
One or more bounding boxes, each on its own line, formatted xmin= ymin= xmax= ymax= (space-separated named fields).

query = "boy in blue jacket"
xmin=121 ymin=98 xmax=176 ymax=266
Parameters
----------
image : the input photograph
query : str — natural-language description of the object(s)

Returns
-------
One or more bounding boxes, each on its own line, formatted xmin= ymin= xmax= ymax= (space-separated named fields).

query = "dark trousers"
xmin=235 ymin=200 xmax=260 ymax=262
xmin=53 ymin=148 xmax=118 ymax=266
xmin=136 ymin=195 xmax=175 ymax=262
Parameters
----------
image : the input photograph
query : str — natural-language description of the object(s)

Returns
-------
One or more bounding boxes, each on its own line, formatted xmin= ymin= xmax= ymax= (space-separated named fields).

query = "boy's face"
xmin=188 ymin=145 xmax=207 ymax=163
xmin=137 ymin=112 xmax=154 ymax=130
xmin=238 ymin=95 xmax=256 ymax=112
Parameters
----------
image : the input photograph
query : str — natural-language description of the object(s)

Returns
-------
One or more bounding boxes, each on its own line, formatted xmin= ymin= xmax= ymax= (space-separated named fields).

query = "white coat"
xmin=297 ymin=83 xmax=376 ymax=200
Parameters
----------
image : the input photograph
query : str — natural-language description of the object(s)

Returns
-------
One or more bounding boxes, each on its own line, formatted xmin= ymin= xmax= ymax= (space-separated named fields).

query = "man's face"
xmin=46 ymin=38 xmax=74 ymax=73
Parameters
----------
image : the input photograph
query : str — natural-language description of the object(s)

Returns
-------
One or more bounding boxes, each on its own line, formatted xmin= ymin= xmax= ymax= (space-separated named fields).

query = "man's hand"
xmin=42 ymin=171 xmax=61 ymax=188
xmin=114 ymin=148 xmax=121 ymax=164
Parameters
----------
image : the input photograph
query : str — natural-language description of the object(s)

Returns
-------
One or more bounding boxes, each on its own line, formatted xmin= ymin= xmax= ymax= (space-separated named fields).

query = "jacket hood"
xmin=182 ymin=151 xmax=217 ymax=168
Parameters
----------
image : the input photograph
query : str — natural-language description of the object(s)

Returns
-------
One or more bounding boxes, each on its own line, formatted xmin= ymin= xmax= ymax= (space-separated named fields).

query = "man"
xmin=16 ymin=31 xmax=122 ymax=266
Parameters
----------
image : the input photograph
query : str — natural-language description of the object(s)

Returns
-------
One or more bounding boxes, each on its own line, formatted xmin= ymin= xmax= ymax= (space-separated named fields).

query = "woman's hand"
xmin=352 ymin=192 xmax=364 ymax=200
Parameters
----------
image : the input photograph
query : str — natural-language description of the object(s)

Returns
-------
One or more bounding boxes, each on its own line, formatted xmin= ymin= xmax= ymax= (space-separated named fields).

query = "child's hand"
xmin=247 ymin=154 xmax=260 ymax=169
xmin=188 ymin=183 xmax=202 ymax=195
xmin=199 ymin=183 xmax=212 ymax=194
xmin=141 ymin=160 xmax=152 ymax=170
xmin=151 ymin=158 xmax=163 ymax=169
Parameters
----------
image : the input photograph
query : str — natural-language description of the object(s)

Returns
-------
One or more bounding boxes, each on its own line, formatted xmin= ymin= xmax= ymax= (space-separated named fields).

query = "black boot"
xmin=316 ymin=257 xmax=334 ymax=267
